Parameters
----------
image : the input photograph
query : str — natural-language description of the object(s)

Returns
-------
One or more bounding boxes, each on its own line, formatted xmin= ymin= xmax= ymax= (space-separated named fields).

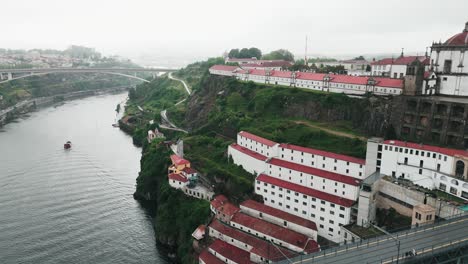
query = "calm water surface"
xmin=0 ymin=93 xmax=168 ymax=264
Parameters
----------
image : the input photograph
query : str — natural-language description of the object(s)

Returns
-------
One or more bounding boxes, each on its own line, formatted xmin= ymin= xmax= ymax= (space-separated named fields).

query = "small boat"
xmin=64 ymin=141 xmax=72 ymax=149
xmin=112 ymin=123 xmax=119 ymax=127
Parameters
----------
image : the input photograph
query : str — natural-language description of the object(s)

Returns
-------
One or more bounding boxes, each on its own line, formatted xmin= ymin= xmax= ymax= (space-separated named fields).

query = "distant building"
xmin=147 ymin=128 xmax=164 ymax=143
xmin=371 ymin=55 xmax=429 ymax=79
xmin=240 ymin=60 xmax=293 ymax=71
xmin=209 ymin=65 xmax=404 ymax=96
xmin=225 ymin=57 xmax=258 ymax=65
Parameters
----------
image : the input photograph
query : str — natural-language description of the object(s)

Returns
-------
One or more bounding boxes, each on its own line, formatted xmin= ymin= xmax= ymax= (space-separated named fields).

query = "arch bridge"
xmin=0 ymin=67 xmax=178 ymax=84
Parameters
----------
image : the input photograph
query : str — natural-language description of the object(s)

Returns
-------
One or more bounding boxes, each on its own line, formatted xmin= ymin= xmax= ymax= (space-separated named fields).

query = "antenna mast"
xmin=305 ymin=35 xmax=308 ymax=65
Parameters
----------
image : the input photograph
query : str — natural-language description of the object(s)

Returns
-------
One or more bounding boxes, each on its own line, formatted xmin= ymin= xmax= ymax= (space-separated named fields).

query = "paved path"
xmin=160 ymin=110 xmax=188 ymax=133
xmin=293 ymin=121 xmax=366 ymax=141
xmin=277 ymin=215 xmax=468 ymax=264
xmin=168 ymin=72 xmax=191 ymax=95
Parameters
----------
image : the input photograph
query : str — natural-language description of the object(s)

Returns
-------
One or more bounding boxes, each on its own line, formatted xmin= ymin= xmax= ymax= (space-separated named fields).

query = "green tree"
xmin=353 ymin=55 xmax=365 ymax=60
xmin=262 ymin=49 xmax=295 ymax=61
xmin=238 ymin=48 xmax=250 ymax=58
xmin=247 ymin=47 xmax=262 ymax=59
xmin=228 ymin=49 xmax=240 ymax=58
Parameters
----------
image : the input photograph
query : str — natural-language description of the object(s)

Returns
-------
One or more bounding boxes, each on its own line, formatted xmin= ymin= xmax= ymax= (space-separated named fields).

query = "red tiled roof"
xmin=296 ymin=72 xmax=326 ymax=81
xmin=271 ymin=70 xmax=294 ymax=78
xmin=211 ymin=195 xmax=228 ymax=209
xmin=210 ymin=65 xmax=239 ymax=72
xmin=182 ymin=167 xmax=197 ymax=174
xmin=229 ymin=143 xmax=268 ymax=161
xmin=383 ymin=140 xmax=468 ymax=157
xmin=239 ymin=131 xmax=277 ymax=147
xmin=209 ymin=239 xmax=252 ymax=264
xmin=330 ymin=75 xmax=368 ymax=85
xmin=231 ymin=213 xmax=318 ymax=253
xmin=444 ymin=31 xmax=468 ymax=46
xmin=218 ymin=202 xmax=240 ymax=217
xmin=279 ymin=143 xmax=365 ymax=165
xmin=192 ymin=225 xmax=206 ymax=240
xmin=373 ymin=77 xmax=404 ymax=88
xmin=257 ymin=174 xmax=355 ymax=207
xmin=371 ymin=56 xmax=428 ymax=66
xmin=199 ymin=249 xmax=225 ymax=264
xmin=268 ymin=158 xmax=361 ymax=186
xmin=170 ymin=154 xmax=190 ymax=166
xmin=371 ymin=58 xmax=394 ymax=65
xmin=209 ymin=220 xmax=298 ymax=260
xmin=240 ymin=200 xmax=317 ymax=231
xmin=168 ymin=173 xmax=188 ymax=182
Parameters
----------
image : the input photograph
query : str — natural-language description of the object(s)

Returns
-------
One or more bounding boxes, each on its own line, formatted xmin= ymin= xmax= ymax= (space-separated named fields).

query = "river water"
xmin=0 ymin=93 xmax=168 ymax=264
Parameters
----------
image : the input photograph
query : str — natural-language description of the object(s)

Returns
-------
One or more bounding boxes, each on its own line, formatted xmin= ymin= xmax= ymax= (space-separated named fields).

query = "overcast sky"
xmin=1 ymin=0 xmax=467 ymax=60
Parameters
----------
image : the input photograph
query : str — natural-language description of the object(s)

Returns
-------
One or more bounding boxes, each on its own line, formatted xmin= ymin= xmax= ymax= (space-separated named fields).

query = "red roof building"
xmin=168 ymin=173 xmax=188 ymax=183
xmin=268 ymin=158 xmax=361 ymax=186
xmin=240 ymin=200 xmax=317 ymax=231
xmin=170 ymin=154 xmax=190 ymax=166
xmin=279 ymin=143 xmax=365 ymax=165
xmin=208 ymin=239 xmax=252 ymax=264
xmin=239 ymin=131 xmax=277 ymax=147
xmin=229 ymin=143 xmax=268 ymax=161
xmin=199 ymin=249 xmax=225 ymax=264
xmin=209 ymin=219 xmax=299 ymax=261
xmin=256 ymin=174 xmax=355 ymax=207
xmin=383 ymin=140 xmax=468 ymax=158
xmin=230 ymin=213 xmax=319 ymax=253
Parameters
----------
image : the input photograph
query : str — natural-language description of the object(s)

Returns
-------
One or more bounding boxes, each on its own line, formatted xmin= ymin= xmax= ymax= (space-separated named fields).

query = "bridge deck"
xmin=0 ymin=67 xmax=178 ymax=73
xmin=276 ymin=215 xmax=468 ymax=264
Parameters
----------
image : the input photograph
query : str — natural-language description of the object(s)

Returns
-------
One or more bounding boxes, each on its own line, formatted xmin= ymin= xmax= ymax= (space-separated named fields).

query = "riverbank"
xmin=0 ymin=86 xmax=130 ymax=127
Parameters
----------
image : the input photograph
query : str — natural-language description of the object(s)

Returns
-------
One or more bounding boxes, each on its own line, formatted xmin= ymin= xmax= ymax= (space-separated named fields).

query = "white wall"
xmin=240 ymin=204 xmax=318 ymax=240
xmin=228 ymin=145 xmax=267 ymax=175
xmin=255 ymin=179 xmax=352 ymax=243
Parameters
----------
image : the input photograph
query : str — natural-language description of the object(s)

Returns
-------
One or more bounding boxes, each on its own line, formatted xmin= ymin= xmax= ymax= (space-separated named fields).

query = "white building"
xmin=228 ymin=131 xmax=365 ymax=243
xmin=365 ymin=139 xmax=468 ymax=200
xmin=209 ymin=65 xmax=404 ymax=96
xmin=424 ymin=22 xmax=468 ymax=96
xmin=371 ymin=55 xmax=429 ymax=79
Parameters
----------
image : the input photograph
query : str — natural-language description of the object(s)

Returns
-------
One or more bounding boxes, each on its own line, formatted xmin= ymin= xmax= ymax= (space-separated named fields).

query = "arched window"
xmin=451 ymin=179 xmax=459 ymax=186
xmin=440 ymin=176 xmax=447 ymax=182
xmin=456 ymin=160 xmax=465 ymax=178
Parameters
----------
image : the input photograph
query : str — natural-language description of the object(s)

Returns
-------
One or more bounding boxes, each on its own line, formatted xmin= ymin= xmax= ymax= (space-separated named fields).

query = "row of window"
xmin=382 ymin=144 xmax=448 ymax=161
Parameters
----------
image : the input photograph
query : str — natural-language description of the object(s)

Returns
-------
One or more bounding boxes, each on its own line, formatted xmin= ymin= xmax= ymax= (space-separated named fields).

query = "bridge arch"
xmin=0 ymin=71 xmax=151 ymax=85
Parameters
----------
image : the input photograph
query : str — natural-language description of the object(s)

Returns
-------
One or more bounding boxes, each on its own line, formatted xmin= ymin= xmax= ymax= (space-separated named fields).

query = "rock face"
xmin=182 ymin=75 xmax=394 ymax=137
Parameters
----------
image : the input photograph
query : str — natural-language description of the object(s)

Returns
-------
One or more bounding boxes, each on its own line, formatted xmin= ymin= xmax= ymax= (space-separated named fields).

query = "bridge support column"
xmin=0 ymin=73 xmax=4 ymax=80
xmin=7 ymin=72 xmax=12 ymax=80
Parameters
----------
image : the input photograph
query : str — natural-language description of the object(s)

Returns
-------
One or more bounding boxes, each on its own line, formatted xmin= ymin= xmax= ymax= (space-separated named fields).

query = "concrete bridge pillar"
xmin=0 ymin=73 xmax=4 ymax=80
xmin=7 ymin=72 xmax=12 ymax=80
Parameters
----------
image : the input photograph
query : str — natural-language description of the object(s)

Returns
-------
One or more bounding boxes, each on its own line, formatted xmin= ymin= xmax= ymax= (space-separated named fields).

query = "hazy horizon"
xmin=2 ymin=0 xmax=468 ymax=65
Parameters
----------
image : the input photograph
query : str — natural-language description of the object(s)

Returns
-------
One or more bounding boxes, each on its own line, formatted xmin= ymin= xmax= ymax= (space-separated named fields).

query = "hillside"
xmin=125 ymin=58 xmax=387 ymax=263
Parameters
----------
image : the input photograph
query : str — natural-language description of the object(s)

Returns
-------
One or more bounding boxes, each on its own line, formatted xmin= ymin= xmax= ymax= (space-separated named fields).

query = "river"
xmin=0 ymin=93 xmax=168 ymax=264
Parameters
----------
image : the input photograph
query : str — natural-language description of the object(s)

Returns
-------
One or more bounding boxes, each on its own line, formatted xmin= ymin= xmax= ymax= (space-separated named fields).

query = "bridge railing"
xmin=274 ymin=213 xmax=468 ymax=264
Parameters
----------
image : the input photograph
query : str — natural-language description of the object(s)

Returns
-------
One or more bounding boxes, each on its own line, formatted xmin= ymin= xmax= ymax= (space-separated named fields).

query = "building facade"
xmin=425 ymin=22 xmax=468 ymax=96
xmin=365 ymin=139 xmax=468 ymax=200
xmin=227 ymin=131 xmax=365 ymax=243
xmin=209 ymin=65 xmax=404 ymax=96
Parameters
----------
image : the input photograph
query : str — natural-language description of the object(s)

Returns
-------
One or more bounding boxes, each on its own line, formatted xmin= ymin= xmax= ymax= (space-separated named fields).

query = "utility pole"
xmin=370 ymin=223 xmax=401 ymax=263
xmin=305 ymin=35 xmax=308 ymax=66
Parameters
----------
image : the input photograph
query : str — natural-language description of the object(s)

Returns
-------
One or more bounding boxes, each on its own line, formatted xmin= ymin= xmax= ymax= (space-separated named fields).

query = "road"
xmin=160 ymin=110 xmax=188 ymax=133
xmin=276 ymin=215 xmax=468 ymax=264
xmin=168 ymin=72 xmax=191 ymax=95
